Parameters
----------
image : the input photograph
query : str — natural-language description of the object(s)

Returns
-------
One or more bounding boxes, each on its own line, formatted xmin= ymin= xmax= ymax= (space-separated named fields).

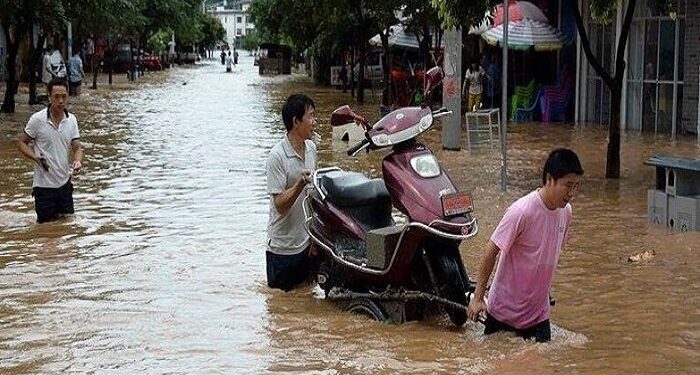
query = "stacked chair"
xmin=513 ymin=87 xmax=543 ymax=122
xmin=539 ymin=68 xmax=574 ymax=122
xmin=510 ymin=79 xmax=538 ymax=121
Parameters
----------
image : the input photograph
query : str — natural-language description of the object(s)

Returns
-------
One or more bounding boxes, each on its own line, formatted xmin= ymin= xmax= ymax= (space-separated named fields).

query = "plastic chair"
xmin=539 ymin=72 xmax=574 ymax=122
xmin=510 ymin=80 xmax=538 ymax=120
xmin=514 ymin=88 xmax=542 ymax=122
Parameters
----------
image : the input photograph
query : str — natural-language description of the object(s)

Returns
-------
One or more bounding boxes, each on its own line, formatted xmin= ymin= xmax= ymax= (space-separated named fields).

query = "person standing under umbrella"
xmin=463 ymin=61 xmax=487 ymax=112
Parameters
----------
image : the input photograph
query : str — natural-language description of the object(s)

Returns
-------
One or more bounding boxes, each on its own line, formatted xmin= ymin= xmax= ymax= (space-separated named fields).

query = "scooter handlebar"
xmin=347 ymin=138 xmax=370 ymax=156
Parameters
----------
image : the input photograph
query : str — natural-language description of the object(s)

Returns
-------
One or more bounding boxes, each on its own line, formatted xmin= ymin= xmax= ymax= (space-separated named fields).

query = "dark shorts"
xmin=32 ymin=180 xmax=74 ymax=223
xmin=69 ymin=81 xmax=81 ymax=95
xmin=483 ymin=314 xmax=551 ymax=343
xmin=266 ymin=247 xmax=311 ymax=291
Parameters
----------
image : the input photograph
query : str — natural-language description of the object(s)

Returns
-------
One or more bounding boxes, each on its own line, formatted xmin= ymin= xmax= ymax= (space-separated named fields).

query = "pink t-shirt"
xmin=487 ymin=190 xmax=572 ymax=329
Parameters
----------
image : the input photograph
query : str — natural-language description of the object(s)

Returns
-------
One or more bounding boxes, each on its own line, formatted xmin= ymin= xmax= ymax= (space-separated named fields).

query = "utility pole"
xmin=499 ymin=0 xmax=509 ymax=191
xmin=66 ymin=22 xmax=73 ymax=85
xmin=441 ymin=28 xmax=462 ymax=150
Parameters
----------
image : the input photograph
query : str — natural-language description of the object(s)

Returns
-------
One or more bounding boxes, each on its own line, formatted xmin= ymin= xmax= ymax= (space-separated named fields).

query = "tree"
xmin=67 ymin=0 xmax=143 ymax=88
xmin=571 ymin=0 xmax=636 ymax=179
xmin=241 ymin=30 xmax=259 ymax=51
xmin=431 ymin=0 xmax=500 ymax=30
xmin=365 ymin=1 xmax=402 ymax=104
xmin=0 ymin=0 xmax=71 ymax=112
xmin=403 ymin=0 xmax=445 ymax=70
xmin=200 ymin=14 xmax=226 ymax=51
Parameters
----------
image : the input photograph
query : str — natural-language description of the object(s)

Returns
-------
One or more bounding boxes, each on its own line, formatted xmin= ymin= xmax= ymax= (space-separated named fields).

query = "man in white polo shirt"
xmin=266 ymin=94 xmax=317 ymax=291
xmin=16 ymin=78 xmax=83 ymax=223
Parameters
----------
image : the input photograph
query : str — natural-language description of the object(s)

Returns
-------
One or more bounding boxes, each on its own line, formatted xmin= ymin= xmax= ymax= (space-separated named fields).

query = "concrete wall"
xmin=683 ymin=0 xmax=699 ymax=134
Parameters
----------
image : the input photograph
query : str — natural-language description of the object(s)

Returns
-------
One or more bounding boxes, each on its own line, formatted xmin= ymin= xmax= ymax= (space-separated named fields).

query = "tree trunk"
xmin=91 ymin=54 xmax=99 ymax=89
xmin=571 ymin=0 xmax=636 ymax=179
xmin=108 ymin=40 xmax=114 ymax=85
xmin=350 ymin=45 xmax=355 ymax=99
xmin=607 ymin=84 xmax=622 ymax=178
xmin=379 ymin=31 xmax=393 ymax=106
xmin=28 ymin=30 xmax=45 ymax=105
xmin=1 ymin=24 xmax=20 ymax=114
xmin=128 ymin=39 xmax=134 ymax=81
xmin=357 ymin=42 xmax=366 ymax=104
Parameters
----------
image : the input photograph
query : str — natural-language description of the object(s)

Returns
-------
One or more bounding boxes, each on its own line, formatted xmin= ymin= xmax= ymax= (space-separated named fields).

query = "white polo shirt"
xmin=266 ymin=136 xmax=317 ymax=255
xmin=24 ymin=107 xmax=80 ymax=188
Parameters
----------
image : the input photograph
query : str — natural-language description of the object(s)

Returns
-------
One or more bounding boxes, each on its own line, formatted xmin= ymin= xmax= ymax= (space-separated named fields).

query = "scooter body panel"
xmin=382 ymin=142 xmax=459 ymax=224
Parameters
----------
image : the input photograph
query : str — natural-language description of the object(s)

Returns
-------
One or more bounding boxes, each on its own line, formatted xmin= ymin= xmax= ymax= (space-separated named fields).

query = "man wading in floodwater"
xmin=265 ymin=94 xmax=318 ymax=291
xmin=16 ymin=78 xmax=83 ymax=223
xmin=468 ymin=148 xmax=583 ymax=342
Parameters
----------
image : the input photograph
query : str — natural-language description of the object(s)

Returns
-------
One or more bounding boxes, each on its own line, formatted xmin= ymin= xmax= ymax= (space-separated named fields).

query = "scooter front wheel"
xmin=432 ymin=251 xmax=469 ymax=326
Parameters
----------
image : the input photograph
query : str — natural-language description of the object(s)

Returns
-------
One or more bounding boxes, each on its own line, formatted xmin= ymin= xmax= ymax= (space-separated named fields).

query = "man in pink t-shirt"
xmin=467 ymin=148 xmax=583 ymax=342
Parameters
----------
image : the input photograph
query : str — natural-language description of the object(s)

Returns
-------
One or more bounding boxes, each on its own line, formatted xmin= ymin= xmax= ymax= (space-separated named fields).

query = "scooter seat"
xmin=321 ymin=171 xmax=391 ymax=207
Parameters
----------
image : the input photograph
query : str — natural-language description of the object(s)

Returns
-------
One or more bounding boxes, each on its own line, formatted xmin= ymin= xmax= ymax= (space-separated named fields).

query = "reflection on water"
xmin=0 ymin=58 xmax=698 ymax=374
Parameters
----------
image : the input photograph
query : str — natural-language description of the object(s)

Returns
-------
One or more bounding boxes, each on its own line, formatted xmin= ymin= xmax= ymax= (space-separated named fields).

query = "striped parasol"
xmin=481 ymin=18 xmax=565 ymax=51
xmin=491 ymin=0 xmax=548 ymax=26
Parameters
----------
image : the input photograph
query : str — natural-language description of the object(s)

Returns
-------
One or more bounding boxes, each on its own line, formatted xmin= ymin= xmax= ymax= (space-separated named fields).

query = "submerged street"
xmin=0 ymin=56 xmax=698 ymax=373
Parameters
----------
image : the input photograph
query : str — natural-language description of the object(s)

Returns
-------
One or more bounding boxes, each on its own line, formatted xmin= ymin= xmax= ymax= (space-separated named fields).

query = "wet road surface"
xmin=0 ymin=56 xmax=699 ymax=373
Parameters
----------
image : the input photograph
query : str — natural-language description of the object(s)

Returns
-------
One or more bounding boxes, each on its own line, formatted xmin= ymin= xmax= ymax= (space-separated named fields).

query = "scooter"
xmin=303 ymin=67 xmax=479 ymax=326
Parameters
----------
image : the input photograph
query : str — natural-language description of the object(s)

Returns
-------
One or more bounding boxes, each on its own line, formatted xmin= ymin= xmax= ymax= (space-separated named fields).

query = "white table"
xmin=464 ymin=108 xmax=501 ymax=149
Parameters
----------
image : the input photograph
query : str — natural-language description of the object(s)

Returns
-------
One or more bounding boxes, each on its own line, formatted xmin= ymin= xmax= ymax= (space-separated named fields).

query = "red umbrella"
xmin=492 ymin=0 xmax=549 ymax=26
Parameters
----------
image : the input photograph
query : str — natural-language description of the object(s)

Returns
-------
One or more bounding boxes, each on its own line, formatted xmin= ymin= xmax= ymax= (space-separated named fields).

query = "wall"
xmin=683 ymin=0 xmax=699 ymax=134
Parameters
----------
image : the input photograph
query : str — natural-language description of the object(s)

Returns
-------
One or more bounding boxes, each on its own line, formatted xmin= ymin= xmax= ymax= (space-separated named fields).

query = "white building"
xmin=208 ymin=1 xmax=255 ymax=50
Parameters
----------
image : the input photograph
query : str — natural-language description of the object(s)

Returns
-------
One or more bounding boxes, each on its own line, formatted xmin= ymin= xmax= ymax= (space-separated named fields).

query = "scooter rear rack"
xmin=326 ymin=286 xmax=486 ymax=324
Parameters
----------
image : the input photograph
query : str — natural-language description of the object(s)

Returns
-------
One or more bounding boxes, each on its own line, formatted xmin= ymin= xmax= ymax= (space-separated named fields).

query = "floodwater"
xmin=1 ymin=57 xmax=698 ymax=374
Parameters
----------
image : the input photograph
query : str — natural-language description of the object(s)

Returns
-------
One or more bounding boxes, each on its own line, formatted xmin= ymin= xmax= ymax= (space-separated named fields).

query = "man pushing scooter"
xmin=468 ymin=148 xmax=583 ymax=342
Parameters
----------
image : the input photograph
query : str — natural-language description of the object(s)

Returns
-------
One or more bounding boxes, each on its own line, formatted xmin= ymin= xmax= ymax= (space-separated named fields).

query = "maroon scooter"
xmin=304 ymin=67 xmax=479 ymax=326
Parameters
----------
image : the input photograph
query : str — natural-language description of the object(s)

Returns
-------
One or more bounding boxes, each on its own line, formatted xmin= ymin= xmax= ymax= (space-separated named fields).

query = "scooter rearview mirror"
xmin=423 ymin=66 xmax=444 ymax=100
xmin=330 ymin=105 xmax=369 ymax=128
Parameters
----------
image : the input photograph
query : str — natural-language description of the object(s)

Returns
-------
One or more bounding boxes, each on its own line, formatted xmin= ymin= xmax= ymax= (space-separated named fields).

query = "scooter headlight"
xmin=410 ymin=154 xmax=441 ymax=178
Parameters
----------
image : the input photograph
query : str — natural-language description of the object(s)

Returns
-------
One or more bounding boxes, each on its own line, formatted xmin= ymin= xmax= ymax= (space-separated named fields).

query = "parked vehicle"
xmin=177 ymin=45 xmax=199 ymax=64
xmin=140 ymin=53 xmax=163 ymax=71
xmin=113 ymin=43 xmax=132 ymax=72
xmin=305 ymin=67 xmax=479 ymax=325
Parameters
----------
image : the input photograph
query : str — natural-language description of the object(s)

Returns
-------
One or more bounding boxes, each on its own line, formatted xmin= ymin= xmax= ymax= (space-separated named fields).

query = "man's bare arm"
xmin=467 ymin=240 xmax=501 ymax=321
xmin=16 ymin=133 xmax=40 ymax=164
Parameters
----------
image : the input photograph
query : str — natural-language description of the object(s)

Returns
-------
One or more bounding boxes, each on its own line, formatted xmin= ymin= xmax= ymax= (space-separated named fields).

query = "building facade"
xmin=575 ymin=0 xmax=699 ymax=138
xmin=208 ymin=1 xmax=255 ymax=50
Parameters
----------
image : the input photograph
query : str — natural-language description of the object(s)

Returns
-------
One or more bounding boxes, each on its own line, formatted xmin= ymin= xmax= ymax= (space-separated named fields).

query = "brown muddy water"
xmin=0 ymin=57 xmax=698 ymax=374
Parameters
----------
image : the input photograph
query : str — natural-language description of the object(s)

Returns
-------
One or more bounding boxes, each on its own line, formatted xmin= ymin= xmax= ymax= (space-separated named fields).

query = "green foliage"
xmin=430 ymin=0 xmax=500 ymax=30
xmin=200 ymin=14 xmax=226 ymax=48
xmin=241 ymin=30 xmax=260 ymax=51
xmin=248 ymin=0 xmax=283 ymax=44
xmin=588 ymin=0 xmax=620 ymax=24
xmin=147 ymin=29 xmax=173 ymax=54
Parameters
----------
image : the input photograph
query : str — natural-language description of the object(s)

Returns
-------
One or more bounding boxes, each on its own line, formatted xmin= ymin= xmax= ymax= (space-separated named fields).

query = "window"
xmin=626 ymin=5 xmax=685 ymax=135
xmin=237 ymin=16 xmax=242 ymax=23
xmin=237 ymin=28 xmax=242 ymax=36
xmin=585 ymin=21 xmax=615 ymax=125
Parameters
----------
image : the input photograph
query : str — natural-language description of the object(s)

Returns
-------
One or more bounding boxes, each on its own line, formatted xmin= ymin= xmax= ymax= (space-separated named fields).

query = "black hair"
xmin=47 ymin=78 xmax=68 ymax=94
xmin=542 ymin=148 xmax=584 ymax=185
xmin=281 ymin=94 xmax=315 ymax=131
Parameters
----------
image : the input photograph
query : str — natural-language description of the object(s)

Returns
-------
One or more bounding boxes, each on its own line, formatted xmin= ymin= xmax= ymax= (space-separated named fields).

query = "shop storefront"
xmin=576 ymin=0 xmax=699 ymax=138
